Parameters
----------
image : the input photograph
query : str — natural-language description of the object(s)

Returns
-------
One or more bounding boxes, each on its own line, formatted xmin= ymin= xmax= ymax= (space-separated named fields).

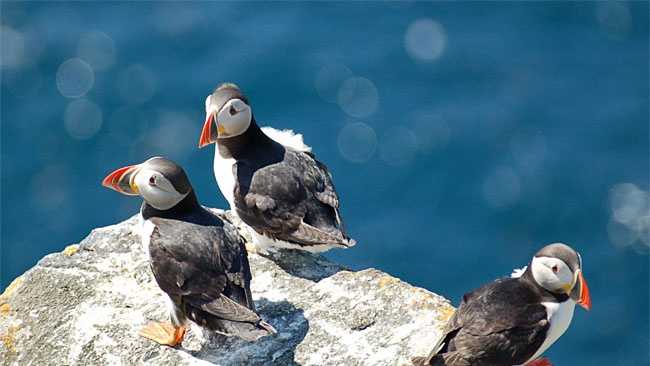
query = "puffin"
xmin=412 ymin=243 xmax=591 ymax=366
xmin=198 ymin=82 xmax=355 ymax=253
xmin=102 ymin=156 xmax=275 ymax=346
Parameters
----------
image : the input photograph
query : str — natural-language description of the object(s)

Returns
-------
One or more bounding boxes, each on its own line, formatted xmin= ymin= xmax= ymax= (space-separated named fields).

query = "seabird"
xmin=102 ymin=156 xmax=275 ymax=346
xmin=198 ymin=82 xmax=355 ymax=253
xmin=413 ymin=243 xmax=591 ymax=366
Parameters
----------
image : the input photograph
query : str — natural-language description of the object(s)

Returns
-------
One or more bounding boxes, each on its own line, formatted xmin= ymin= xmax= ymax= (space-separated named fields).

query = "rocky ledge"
xmin=0 ymin=211 xmax=454 ymax=366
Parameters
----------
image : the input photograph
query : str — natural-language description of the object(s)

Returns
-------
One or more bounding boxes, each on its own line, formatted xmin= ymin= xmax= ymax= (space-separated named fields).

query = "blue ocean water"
xmin=2 ymin=2 xmax=648 ymax=364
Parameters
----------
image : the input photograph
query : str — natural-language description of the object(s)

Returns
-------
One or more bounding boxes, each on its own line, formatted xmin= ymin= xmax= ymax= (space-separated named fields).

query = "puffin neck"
xmin=141 ymin=189 xmax=200 ymax=220
xmin=216 ymin=118 xmax=277 ymax=159
xmin=520 ymin=266 xmax=570 ymax=303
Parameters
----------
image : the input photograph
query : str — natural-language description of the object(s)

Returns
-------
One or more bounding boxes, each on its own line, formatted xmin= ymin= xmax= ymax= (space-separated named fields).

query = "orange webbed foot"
xmin=139 ymin=321 xmax=186 ymax=347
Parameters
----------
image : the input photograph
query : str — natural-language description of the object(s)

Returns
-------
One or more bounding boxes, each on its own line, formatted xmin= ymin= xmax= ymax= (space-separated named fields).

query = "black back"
xmin=418 ymin=274 xmax=554 ymax=366
xmin=137 ymin=157 xmax=263 ymax=334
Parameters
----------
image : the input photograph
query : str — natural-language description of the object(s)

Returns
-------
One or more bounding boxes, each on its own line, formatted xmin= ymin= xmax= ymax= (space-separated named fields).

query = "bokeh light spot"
xmin=607 ymin=219 xmax=639 ymax=249
xmin=596 ymin=1 xmax=632 ymax=39
xmin=56 ymin=58 xmax=95 ymax=98
xmin=64 ymin=98 xmax=103 ymax=140
xmin=315 ymin=63 xmax=353 ymax=103
xmin=0 ymin=25 xmax=25 ymax=69
xmin=337 ymin=122 xmax=377 ymax=163
xmin=404 ymin=19 xmax=447 ymax=62
xmin=482 ymin=166 xmax=521 ymax=209
xmin=608 ymin=183 xmax=649 ymax=249
xmin=634 ymin=216 xmax=650 ymax=246
xmin=337 ymin=77 xmax=379 ymax=118
xmin=77 ymin=31 xmax=116 ymax=71
xmin=610 ymin=183 xmax=648 ymax=225
xmin=117 ymin=64 xmax=158 ymax=105
xmin=379 ymin=126 xmax=418 ymax=167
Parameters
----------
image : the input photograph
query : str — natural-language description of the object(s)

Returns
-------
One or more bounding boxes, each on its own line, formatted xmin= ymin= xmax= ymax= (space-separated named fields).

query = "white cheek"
xmin=238 ymin=108 xmax=252 ymax=130
xmin=531 ymin=257 xmax=563 ymax=291
xmin=134 ymin=174 xmax=156 ymax=200
xmin=217 ymin=101 xmax=251 ymax=137
xmin=557 ymin=267 xmax=573 ymax=286
xmin=134 ymin=173 xmax=151 ymax=197
xmin=135 ymin=173 xmax=184 ymax=210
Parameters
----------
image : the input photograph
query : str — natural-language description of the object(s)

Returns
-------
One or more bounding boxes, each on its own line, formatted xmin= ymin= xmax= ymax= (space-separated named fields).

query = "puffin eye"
xmin=229 ymin=105 xmax=237 ymax=115
xmin=552 ymin=265 xmax=559 ymax=273
xmin=149 ymin=176 xmax=156 ymax=186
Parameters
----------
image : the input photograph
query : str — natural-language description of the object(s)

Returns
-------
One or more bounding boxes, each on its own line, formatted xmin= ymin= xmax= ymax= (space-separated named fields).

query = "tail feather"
xmin=184 ymin=301 xmax=275 ymax=342
xmin=258 ymin=320 xmax=277 ymax=335
xmin=216 ymin=318 xmax=276 ymax=341
xmin=411 ymin=356 xmax=431 ymax=366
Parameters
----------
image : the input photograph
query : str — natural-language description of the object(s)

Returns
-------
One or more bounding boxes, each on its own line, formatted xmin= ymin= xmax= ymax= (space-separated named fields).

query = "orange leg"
xmin=139 ymin=321 xmax=186 ymax=347
xmin=528 ymin=358 xmax=553 ymax=366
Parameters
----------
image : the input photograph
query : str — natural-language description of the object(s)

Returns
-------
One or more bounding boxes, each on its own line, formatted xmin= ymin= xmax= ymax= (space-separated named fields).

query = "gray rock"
xmin=0 ymin=212 xmax=454 ymax=366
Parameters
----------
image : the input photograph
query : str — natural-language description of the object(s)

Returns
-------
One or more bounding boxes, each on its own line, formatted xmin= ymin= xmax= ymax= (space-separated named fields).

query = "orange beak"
xmin=101 ymin=165 xmax=139 ymax=195
xmin=576 ymin=271 xmax=591 ymax=311
xmin=198 ymin=113 xmax=217 ymax=148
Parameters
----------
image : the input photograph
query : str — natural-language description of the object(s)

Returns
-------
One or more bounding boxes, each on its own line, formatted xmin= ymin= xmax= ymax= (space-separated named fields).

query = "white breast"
xmin=213 ymin=152 xmax=237 ymax=210
xmin=140 ymin=219 xmax=156 ymax=259
xmin=523 ymin=300 xmax=576 ymax=364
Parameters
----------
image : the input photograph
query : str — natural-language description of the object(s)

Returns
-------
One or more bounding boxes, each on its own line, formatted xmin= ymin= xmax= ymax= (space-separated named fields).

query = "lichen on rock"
xmin=0 ymin=212 xmax=453 ymax=365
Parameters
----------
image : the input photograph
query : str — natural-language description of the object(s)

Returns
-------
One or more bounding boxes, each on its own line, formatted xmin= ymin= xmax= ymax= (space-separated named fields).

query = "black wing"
xmin=218 ymin=217 xmax=255 ymax=311
xmin=420 ymin=278 xmax=549 ymax=366
xmin=148 ymin=216 xmax=261 ymax=327
xmin=234 ymin=149 xmax=354 ymax=248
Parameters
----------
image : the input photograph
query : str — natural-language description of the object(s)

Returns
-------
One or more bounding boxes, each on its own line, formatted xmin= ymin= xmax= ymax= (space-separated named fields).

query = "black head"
xmin=534 ymin=243 xmax=582 ymax=273
xmin=210 ymin=83 xmax=249 ymax=111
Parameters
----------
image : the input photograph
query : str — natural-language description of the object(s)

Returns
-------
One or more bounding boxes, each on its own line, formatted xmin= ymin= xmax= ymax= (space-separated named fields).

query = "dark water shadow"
xmin=185 ymin=298 xmax=309 ymax=365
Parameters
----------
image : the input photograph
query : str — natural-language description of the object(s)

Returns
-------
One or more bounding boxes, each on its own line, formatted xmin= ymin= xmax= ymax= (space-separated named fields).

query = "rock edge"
xmin=0 ymin=212 xmax=454 ymax=366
